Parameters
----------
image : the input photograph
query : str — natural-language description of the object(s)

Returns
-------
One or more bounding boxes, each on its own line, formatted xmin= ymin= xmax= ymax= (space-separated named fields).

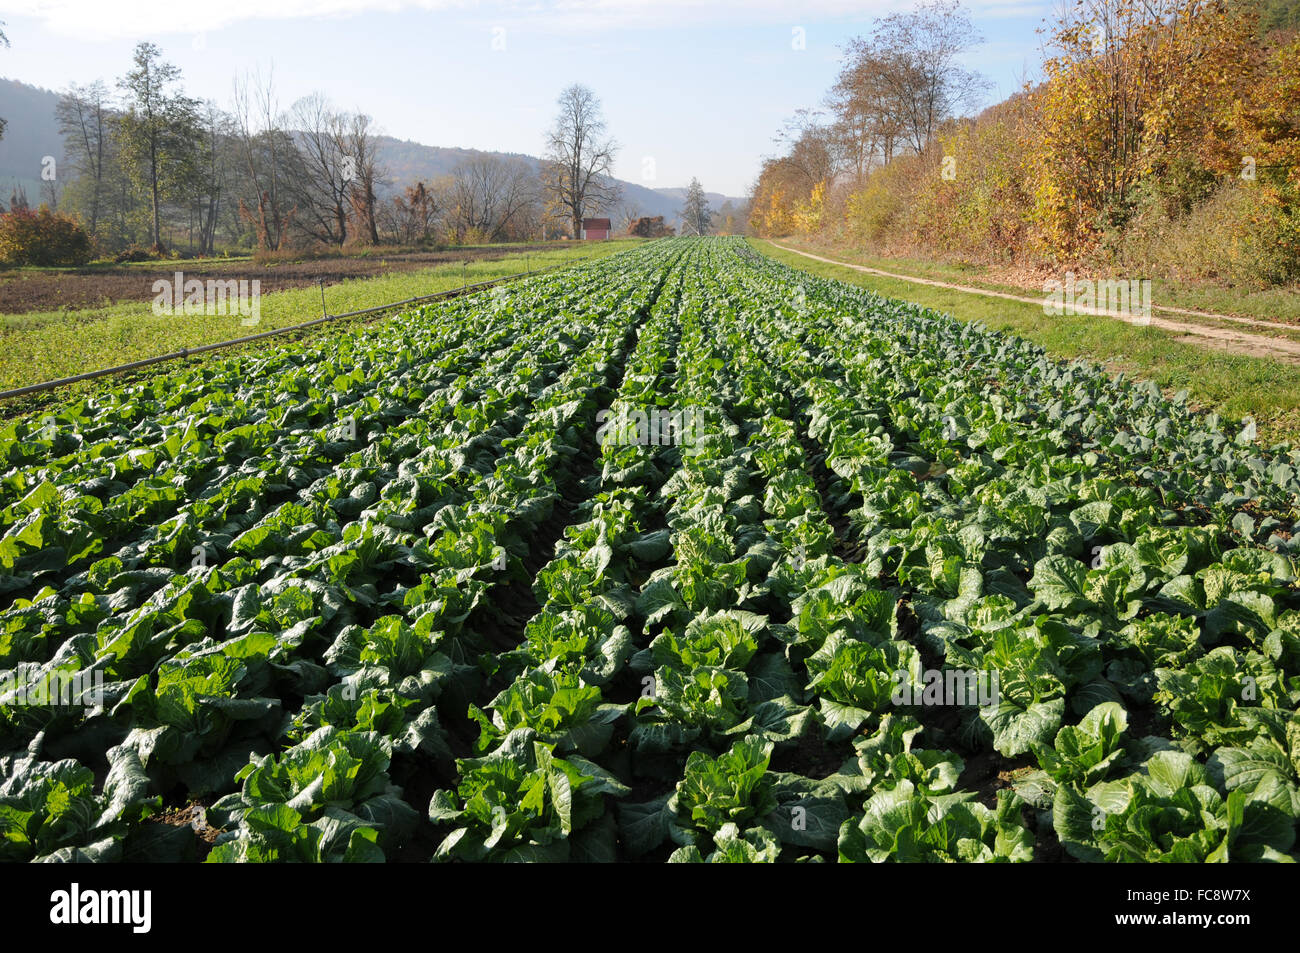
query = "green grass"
xmin=0 ymin=240 xmax=639 ymax=394
xmin=775 ymin=237 xmax=1300 ymax=325
xmin=754 ymin=238 xmax=1300 ymax=446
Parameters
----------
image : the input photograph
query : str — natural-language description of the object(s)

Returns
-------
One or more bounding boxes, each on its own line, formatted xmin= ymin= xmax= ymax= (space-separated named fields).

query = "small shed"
xmin=581 ymin=217 xmax=612 ymax=240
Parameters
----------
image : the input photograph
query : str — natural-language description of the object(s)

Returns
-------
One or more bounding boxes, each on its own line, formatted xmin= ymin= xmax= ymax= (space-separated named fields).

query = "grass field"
xmin=0 ymin=240 xmax=639 ymax=399
xmin=754 ymin=239 xmax=1300 ymax=447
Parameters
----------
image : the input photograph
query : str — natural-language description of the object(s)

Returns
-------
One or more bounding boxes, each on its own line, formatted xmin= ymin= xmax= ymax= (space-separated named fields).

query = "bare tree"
xmin=338 ymin=111 xmax=385 ymax=245
xmin=823 ymin=2 xmax=987 ymax=179
xmin=232 ymin=66 xmax=296 ymax=251
xmin=866 ymin=1 xmax=989 ymax=154
xmin=541 ymin=84 xmax=622 ymax=240
xmin=193 ymin=101 xmax=230 ymax=255
xmin=287 ymin=93 xmax=351 ymax=246
xmin=448 ymin=155 xmax=537 ymax=241
xmin=39 ymin=175 xmax=59 ymax=209
xmin=616 ymin=199 xmax=642 ymax=234
xmin=0 ymin=23 xmax=12 ymax=142
xmin=57 ymin=82 xmax=112 ymax=225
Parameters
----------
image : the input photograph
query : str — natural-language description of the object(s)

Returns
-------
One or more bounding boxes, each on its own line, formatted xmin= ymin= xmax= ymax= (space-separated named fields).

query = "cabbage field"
xmin=2 ymin=236 xmax=1299 ymax=863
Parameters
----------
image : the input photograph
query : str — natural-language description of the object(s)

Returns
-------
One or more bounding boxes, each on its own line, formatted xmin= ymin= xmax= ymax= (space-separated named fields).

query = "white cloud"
xmin=0 ymin=0 xmax=463 ymax=39
xmin=0 ymin=0 xmax=1048 ymax=40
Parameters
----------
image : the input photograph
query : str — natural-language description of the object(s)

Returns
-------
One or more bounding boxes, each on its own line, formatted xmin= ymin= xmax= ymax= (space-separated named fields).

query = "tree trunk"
xmin=150 ymin=146 xmax=163 ymax=252
xmin=90 ymin=118 xmax=101 ymax=236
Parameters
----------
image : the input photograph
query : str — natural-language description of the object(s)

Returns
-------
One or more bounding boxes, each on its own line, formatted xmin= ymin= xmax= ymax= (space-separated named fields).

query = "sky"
xmin=0 ymin=0 xmax=1058 ymax=196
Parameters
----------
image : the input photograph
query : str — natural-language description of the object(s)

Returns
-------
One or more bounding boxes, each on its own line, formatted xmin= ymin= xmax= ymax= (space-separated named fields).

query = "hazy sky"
xmin=0 ymin=0 xmax=1056 ymax=195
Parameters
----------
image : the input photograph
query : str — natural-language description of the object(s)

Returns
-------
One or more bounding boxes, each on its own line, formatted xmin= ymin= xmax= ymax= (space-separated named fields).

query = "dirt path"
xmin=772 ymin=242 xmax=1300 ymax=365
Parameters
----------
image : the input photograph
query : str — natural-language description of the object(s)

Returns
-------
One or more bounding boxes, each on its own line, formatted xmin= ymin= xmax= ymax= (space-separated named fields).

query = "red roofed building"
xmin=581 ymin=217 xmax=611 ymax=240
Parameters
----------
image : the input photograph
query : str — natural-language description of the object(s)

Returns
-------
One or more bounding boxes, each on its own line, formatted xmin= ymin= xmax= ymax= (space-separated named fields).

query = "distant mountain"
xmin=375 ymin=135 xmax=747 ymax=223
xmin=652 ymin=186 xmax=745 ymax=211
xmin=0 ymin=78 xmax=66 ymax=206
xmin=0 ymin=77 xmax=747 ymax=226
xmin=377 ymin=137 xmax=538 ymax=189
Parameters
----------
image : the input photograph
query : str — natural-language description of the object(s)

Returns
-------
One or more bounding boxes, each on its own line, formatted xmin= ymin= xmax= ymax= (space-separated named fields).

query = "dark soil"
xmin=155 ymin=802 xmax=223 ymax=844
xmin=769 ymin=731 xmax=854 ymax=779
xmin=957 ymin=748 xmax=1034 ymax=807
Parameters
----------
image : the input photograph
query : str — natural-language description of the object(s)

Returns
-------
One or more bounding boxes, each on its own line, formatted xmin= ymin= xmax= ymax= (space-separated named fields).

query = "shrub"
xmin=113 ymin=246 xmax=159 ymax=263
xmin=1115 ymin=179 xmax=1300 ymax=287
xmin=0 ymin=206 xmax=94 ymax=266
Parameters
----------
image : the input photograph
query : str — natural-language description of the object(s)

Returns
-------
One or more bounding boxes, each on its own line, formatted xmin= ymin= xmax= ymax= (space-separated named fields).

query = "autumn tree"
xmin=630 ymin=216 xmax=673 ymax=238
xmin=1231 ymin=32 xmax=1300 ymax=186
xmin=385 ymin=180 xmax=441 ymax=244
xmin=827 ymin=41 xmax=907 ymax=174
xmin=747 ymin=156 xmax=809 ymax=237
xmin=775 ymin=110 xmax=841 ymax=192
xmin=1026 ymin=0 xmax=1257 ymax=257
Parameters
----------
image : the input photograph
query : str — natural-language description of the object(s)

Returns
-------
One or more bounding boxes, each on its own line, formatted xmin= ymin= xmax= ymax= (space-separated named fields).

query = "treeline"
xmin=45 ymin=44 xmax=589 ymax=258
xmin=750 ymin=0 xmax=1300 ymax=287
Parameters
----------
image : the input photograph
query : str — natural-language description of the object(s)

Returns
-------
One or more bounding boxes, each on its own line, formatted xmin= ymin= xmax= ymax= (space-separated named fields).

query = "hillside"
xmin=651 ymin=185 xmax=741 ymax=211
xmin=0 ymin=78 xmax=65 ymax=206
xmin=376 ymin=135 xmax=744 ymax=221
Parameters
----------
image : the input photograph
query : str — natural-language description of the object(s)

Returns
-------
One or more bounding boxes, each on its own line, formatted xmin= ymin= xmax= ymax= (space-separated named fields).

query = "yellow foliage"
xmin=793 ymin=181 xmax=826 ymax=235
